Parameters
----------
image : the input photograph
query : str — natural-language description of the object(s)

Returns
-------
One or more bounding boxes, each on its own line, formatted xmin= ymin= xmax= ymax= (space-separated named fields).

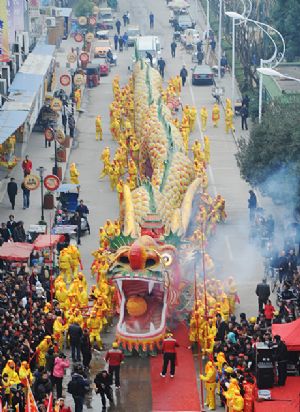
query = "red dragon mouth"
xmin=116 ymin=278 xmax=168 ymax=338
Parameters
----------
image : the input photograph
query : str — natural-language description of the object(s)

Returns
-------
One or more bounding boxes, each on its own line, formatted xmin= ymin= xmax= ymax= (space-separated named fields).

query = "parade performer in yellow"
xmin=226 ymin=276 xmax=239 ymax=316
xmin=204 ymin=135 xmax=210 ymax=163
xmin=68 ymin=245 xmax=81 ymax=279
xmin=104 ymin=219 xmax=115 ymax=237
xmin=78 ymin=271 xmax=88 ymax=290
xmin=69 ymin=162 xmax=79 ymax=184
xmin=53 ymin=316 xmax=66 ymax=350
xmin=189 ymin=106 xmax=197 ymax=131
xmin=225 ymin=107 xmax=234 ymax=133
xmin=74 ymin=88 xmax=81 ymax=111
xmin=19 ymin=361 xmax=33 ymax=386
xmin=200 ymin=106 xmax=208 ymax=131
xmin=205 ymin=318 xmax=217 ymax=354
xmin=2 ymin=360 xmax=21 ymax=386
xmin=200 ymin=361 xmax=217 ymax=410
xmin=212 ymin=104 xmax=220 ymax=127
xmin=59 ymin=248 xmax=72 ymax=284
xmin=87 ymin=311 xmax=103 ymax=349
xmin=100 ymin=147 xmax=111 ymax=179
xmin=226 ymin=97 xmax=232 ymax=111
xmin=95 ymin=115 xmax=103 ymax=141
xmin=230 ymin=389 xmax=244 ymax=412
xmin=78 ymin=284 xmax=89 ymax=309
xmin=36 ymin=336 xmax=53 ymax=367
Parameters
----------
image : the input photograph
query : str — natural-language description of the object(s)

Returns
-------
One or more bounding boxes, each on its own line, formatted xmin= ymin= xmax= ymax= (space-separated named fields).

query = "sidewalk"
xmin=0 ymin=36 xmax=86 ymax=230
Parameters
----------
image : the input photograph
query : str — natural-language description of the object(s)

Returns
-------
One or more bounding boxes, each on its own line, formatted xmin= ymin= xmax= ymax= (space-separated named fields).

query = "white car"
xmin=180 ymin=28 xmax=201 ymax=45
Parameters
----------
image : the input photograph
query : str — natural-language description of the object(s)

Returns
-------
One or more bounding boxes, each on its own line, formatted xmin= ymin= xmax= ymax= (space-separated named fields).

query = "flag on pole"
xmin=25 ymin=379 xmax=39 ymax=412
xmin=46 ymin=392 xmax=53 ymax=412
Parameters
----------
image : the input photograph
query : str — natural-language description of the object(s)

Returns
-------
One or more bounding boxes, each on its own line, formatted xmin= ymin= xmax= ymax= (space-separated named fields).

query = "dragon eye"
xmin=162 ymin=253 xmax=173 ymax=267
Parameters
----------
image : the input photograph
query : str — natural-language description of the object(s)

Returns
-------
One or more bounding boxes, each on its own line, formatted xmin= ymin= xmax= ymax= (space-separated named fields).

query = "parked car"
xmin=191 ymin=64 xmax=214 ymax=85
xmin=98 ymin=8 xmax=114 ymax=30
xmin=91 ymin=58 xmax=111 ymax=76
xmin=174 ymin=14 xmax=195 ymax=31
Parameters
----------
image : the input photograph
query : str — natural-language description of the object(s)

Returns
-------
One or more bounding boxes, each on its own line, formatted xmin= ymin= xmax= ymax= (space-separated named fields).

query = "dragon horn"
xmin=123 ymin=184 xmax=137 ymax=237
xmin=180 ymin=178 xmax=202 ymax=235
xmin=170 ymin=208 xmax=183 ymax=235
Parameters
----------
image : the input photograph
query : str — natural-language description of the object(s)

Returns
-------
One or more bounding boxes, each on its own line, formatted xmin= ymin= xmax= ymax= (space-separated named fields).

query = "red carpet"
xmin=151 ymin=323 xmax=201 ymax=412
xmin=254 ymin=377 xmax=300 ymax=412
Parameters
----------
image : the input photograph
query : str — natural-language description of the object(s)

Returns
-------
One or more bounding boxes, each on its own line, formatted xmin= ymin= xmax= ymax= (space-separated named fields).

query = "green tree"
xmin=272 ymin=0 xmax=300 ymax=61
xmin=74 ymin=0 xmax=94 ymax=17
xmin=236 ymin=95 xmax=300 ymax=204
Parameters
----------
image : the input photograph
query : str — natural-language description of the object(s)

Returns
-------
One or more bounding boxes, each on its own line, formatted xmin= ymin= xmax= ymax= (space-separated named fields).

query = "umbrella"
xmin=168 ymin=0 xmax=190 ymax=9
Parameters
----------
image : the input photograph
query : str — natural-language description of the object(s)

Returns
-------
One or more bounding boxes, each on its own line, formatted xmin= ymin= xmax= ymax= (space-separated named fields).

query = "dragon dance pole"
xmin=49 ymin=213 xmax=54 ymax=309
xmin=194 ymin=251 xmax=205 ymax=411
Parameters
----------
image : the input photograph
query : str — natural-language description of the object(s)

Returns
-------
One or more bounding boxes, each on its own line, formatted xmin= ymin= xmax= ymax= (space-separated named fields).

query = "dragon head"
xmin=108 ymin=235 xmax=180 ymax=350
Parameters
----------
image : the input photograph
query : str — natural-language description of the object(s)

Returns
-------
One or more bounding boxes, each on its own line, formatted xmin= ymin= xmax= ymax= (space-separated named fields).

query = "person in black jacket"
xmin=13 ymin=221 xmax=26 ymax=242
xmin=68 ymin=322 xmax=83 ymax=362
xmin=80 ymin=328 xmax=92 ymax=369
xmin=180 ymin=65 xmax=188 ymax=86
xmin=255 ymin=278 xmax=270 ymax=312
xmin=215 ymin=313 xmax=228 ymax=341
xmin=6 ymin=214 xmax=16 ymax=235
xmin=68 ymin=369 xmax=89 ymax=412
xmin=248 ymin=190 xmax=257 ymax=222
xmin=70 ymin=212 xmax=81 ymax=245
xmin=7 ymin=178 xmax=18 ymax=210
xmin=240 ymin=104 xmax=249 ymax=130
xmin=0 ymin=223 xmax=11 ymax=242
xmin=94 ymin=370 xmax=113 ymax=410
xmin=273 ymin=335 xmax=288 ymax=386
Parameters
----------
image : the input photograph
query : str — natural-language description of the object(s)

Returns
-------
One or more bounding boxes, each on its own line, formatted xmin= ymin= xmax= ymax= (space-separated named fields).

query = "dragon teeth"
xmin=117 ymin=279 xmax=122 ymax=292
xmin=148 ymin=281 xmax=155 ymax=294
xmin=150 ymin=322 xmax=155 ymax=332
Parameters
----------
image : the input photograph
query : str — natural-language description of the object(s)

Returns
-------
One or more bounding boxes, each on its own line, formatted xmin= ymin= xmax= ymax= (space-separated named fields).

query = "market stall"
xmin=0 ymin=242 xmax=34 ymax=261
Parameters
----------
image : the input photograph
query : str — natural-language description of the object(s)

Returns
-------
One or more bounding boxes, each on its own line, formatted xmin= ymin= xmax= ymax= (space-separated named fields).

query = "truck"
xmin=134 ymin=35 xmax=161 ymax=68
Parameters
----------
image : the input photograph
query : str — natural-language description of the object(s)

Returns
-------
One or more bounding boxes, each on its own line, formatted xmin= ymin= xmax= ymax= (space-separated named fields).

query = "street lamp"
xmin=36 ymin=166 xmax=45 ymax=223
xmin=257 ymin=67 xmax=300 ymax=83
xmin=206 ymin=0 xmax=210 ymax=35
xmin=226 ymin=12 xmax=285 ymax=123
xmin=225 ymin=11 xmax=241 ymax=104
xmin=217 ymin=0 xmax=223 ymax=79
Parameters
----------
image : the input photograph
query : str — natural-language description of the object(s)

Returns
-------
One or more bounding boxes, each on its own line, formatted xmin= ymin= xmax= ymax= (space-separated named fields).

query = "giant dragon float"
xmin=92 ymin=60 xmax=226 ymax=355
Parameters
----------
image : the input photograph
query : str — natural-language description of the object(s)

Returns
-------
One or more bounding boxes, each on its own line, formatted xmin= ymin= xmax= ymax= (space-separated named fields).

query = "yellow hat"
xmin=225 ymin=367 xmax=233 ymax=374
xmin=249 ymin=317 xmax=256 ymax=324
xmin=112 ymin=342 xmax=118 ymax=349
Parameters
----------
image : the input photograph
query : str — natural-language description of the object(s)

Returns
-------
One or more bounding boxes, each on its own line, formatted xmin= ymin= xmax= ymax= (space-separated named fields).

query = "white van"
xmin=135 ymin=36 xmax=161 ymax=67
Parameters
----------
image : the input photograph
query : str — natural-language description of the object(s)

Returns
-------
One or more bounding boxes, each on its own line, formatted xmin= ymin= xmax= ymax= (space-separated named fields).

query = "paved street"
xmin=0 ymin=0 xmax=267 ymax=410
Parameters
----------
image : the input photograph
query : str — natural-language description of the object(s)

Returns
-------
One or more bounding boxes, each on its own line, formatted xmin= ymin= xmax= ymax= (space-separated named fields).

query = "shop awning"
xmin=0 ymin=110 xmax=28 ymax=144
xmin=8 ymin=72 xmax=44 ymax=93
xmin=33 ymin=234 xmax=64 ymax=250
xmin=20 ymin=45 xmax=55 ymax=76
xmin=0 ymin=242 xmax=34 ymax=261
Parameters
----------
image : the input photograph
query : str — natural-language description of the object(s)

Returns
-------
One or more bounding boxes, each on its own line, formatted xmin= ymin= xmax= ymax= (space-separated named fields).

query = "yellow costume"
xmin=200 ymin=361 xmax=217 ymax=410
xmin=200 ymin=107 xmax=208 ymax=131
xmin=36 ymin=336 xmax=52 ymax=367
xmin=2 ymin=360 xmax=21 ymax=386
xmin=69 ymin=162 xmax=79 ymax=185
xmin=212 ymin=104 xmax=220 ymax=127
xmin=100 ymin=147 xmax=111 ymax=178
xmin=95 ymin=115 xmax=103 ymax=141
xmin=53 ymin=316 xmax=66 ymax=350
xmin=87 ymin=311 xmax=103 ymax=349
xmin=225 ymin=108 xmax=234 ymax=133
xmin=18 ymin=361 xmax=33 ymax=387
xmin=59 ymin=249 xmax=72 ymax=284
xmin=204 ymin=135 xmax=210 ymax=163
xmin=68 ymin=245 xmax=81 ymax=278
